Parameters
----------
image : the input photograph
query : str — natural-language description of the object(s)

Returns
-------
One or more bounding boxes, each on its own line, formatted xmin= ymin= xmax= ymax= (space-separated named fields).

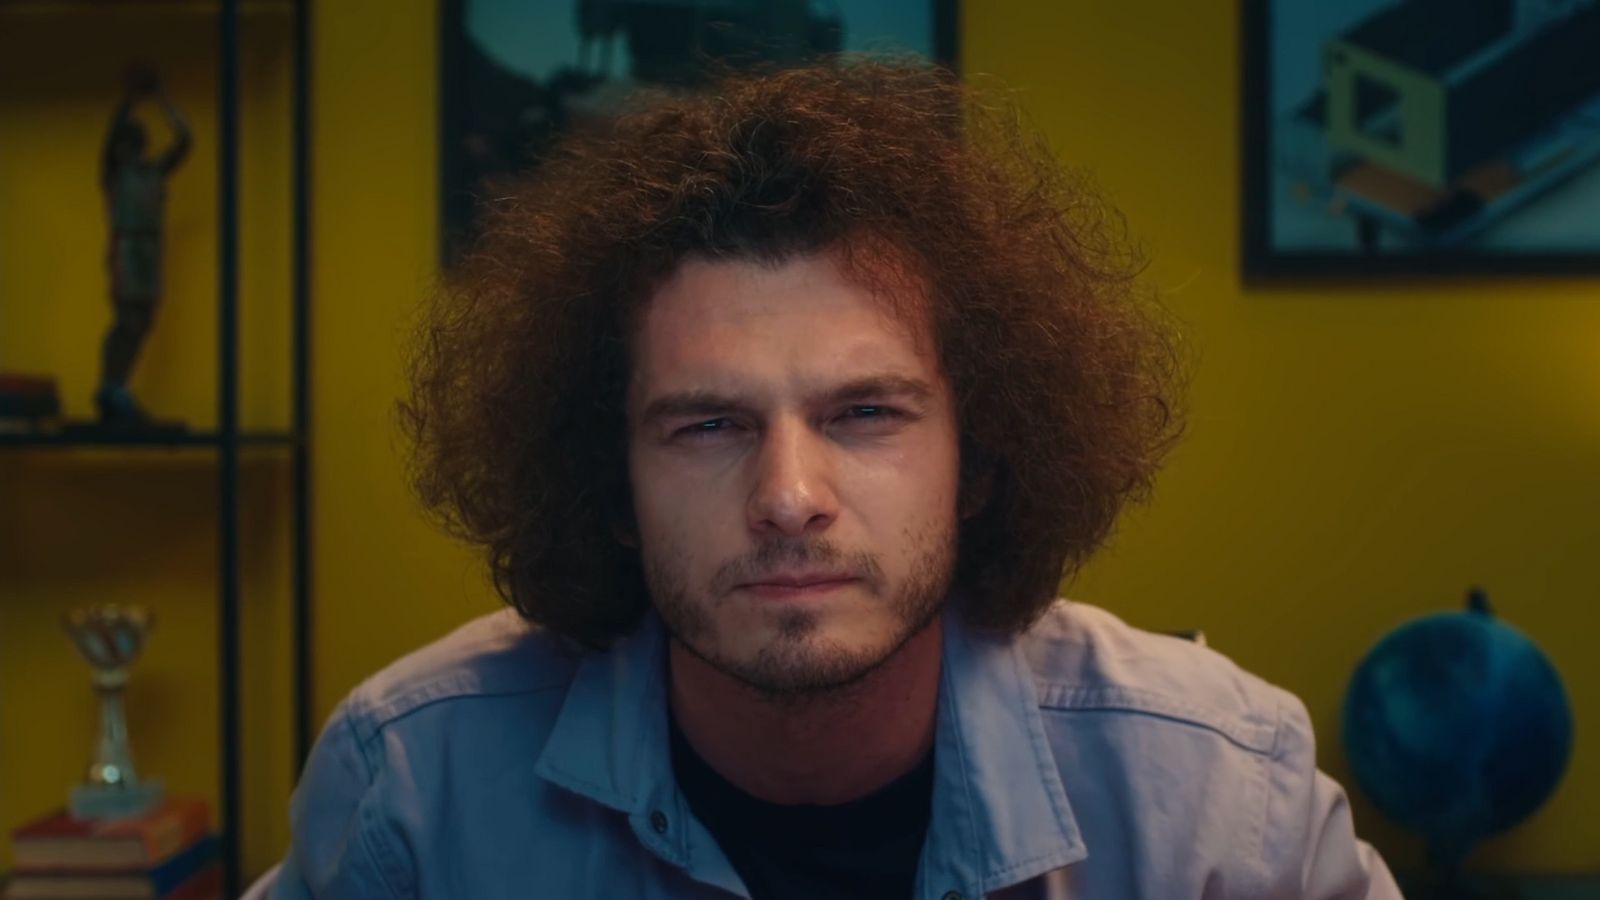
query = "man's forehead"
xmin=643 ymin=325 xmax=922 ymax=377
xmin=633 ymin=253 xmax=934 ymax=363
xmin=630 ymin=340 xmax=940 ymax=415
xmin=647 ymin=364 xmax=934 ymax=400
xmin=625 ymin=254 xmax=946 ymax=419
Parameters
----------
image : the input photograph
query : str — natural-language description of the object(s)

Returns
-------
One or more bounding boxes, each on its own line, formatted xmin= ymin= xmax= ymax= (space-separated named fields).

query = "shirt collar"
xmin=920 ymin=611 xmax=1087 ymax=897
xmin=534 ymin=608 xmax=1086 ymax=897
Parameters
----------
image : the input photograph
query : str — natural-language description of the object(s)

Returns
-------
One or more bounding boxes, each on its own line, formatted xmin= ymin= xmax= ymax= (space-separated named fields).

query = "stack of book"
xmin=4 ymin=798 xmax=219 ymax=900
xmin=0 ymin=372 xmax=60 ymax=433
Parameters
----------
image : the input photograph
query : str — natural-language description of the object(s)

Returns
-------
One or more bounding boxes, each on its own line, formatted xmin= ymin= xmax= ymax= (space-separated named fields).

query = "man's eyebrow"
xmin=638 ymin=374 xmax=935 ymax=426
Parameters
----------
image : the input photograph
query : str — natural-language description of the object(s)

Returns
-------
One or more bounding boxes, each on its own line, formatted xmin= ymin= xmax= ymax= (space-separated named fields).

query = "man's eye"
xmin=672 ymin=408 xmax=904 ymax=443
xmin=842 ymin=406 xmax=897 ymax=421
xmin=676 ymin=418 xmax=736 ymax=441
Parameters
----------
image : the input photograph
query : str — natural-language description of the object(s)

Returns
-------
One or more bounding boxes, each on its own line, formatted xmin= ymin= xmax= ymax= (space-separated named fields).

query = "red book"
xmin=0 ymin=374 xmax=55 ymax=396
xmin=0 ymin=372 xmax=59 ymax=419
xmin=9 ymin=799 xmax=211 ymax=873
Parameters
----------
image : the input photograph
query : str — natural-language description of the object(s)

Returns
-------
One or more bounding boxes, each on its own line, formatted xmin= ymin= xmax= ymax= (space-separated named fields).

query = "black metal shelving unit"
xmin=0 ymin=1 xmax=313 ymax=894
xmin=216 ymin=0 xmax=314 ymax=890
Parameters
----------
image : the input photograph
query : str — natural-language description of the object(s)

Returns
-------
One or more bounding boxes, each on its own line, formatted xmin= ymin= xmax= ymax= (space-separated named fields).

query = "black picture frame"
xmin=1241 ymin=0 xmax=1600 ymax=279
xmin=440 ymin=0 xmax=960 ymax=269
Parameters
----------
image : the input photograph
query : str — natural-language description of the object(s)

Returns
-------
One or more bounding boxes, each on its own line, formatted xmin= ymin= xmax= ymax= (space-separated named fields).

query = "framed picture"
xmin=1242 ymin=0 xmax=1600 ymax=277
xmin=440 ymin=0 xmax=959 ymax=267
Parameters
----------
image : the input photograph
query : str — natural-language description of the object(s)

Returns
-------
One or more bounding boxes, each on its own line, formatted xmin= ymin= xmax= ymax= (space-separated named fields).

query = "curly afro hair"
xmin=401 ymin=60 xmax=1187 ymax=650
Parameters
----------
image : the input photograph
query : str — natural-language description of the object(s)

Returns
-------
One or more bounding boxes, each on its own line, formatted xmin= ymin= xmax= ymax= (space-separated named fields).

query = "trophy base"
xmin=70 ymin=779 xmax=164 ymax=820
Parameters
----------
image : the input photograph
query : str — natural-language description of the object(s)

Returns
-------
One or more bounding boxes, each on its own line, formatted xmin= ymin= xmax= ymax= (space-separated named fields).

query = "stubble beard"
xmin=645 ymin=522 xmax=957 ymax=706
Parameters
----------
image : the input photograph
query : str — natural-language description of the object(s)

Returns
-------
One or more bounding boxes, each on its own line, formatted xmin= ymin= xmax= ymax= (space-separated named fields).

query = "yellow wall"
xmin=2 ymin=0 xmax=1595 ymax=883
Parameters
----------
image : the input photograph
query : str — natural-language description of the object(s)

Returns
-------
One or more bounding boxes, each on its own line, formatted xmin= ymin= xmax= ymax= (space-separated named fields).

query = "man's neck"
xmin=667 ymin=617 xmax=944 ymax=806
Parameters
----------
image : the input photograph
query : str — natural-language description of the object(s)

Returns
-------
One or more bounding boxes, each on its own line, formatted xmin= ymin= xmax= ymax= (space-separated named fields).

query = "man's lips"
xmin=736 ymin=574 xmax=860 ymax=598
xmin=740 ymin=574 xmax=856 ymax=588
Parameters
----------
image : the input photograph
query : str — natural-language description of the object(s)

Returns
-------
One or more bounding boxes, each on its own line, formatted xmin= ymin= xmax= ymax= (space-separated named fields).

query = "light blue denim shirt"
xmin=267 ymin=600 xmax=1400 ymax=899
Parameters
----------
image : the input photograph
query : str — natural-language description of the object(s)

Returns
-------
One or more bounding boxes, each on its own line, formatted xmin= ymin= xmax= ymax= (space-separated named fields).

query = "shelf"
xmin=0 ymin=429 xmax=299 ymax=450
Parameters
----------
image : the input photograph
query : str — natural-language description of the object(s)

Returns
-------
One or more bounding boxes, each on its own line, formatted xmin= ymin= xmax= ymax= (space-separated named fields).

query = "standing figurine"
xmin=97 ymin=64 xmax=190 ymax=425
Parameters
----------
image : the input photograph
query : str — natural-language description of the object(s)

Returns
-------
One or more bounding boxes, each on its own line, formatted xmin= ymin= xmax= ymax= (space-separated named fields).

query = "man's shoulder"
xmin=337 ymin=607 xmax=583 ymax=742
xmin=1015 ymin=600 xmax=1293 ymax=756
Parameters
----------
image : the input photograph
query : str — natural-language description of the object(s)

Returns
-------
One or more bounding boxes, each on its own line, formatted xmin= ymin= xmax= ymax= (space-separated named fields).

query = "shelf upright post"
xmin=292 ymin=0 xmax=314 ymax=774
xmin=218 ymin=0 xmax=243 ymax=894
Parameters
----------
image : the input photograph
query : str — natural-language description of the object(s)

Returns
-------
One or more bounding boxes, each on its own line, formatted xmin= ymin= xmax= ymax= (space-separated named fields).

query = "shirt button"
xmin=650 ymin=810 xmax=669 ymax=834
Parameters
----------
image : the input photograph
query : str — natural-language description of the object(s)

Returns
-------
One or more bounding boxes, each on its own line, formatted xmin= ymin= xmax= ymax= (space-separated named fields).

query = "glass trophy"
xmin=62 ymin=604 xmax=164 ymax=819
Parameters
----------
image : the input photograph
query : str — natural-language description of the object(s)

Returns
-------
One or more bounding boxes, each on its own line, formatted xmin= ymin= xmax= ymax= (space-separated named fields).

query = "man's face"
xmin=626 ymin=250 xmax=961 ymax=697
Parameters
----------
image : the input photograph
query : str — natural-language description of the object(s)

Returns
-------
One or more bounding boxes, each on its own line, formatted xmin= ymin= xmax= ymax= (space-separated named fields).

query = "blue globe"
xmin=1341 ymin=589 xmax=1573 ymax=869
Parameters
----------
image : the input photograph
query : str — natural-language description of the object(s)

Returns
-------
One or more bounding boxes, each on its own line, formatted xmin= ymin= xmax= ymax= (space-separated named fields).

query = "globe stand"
xmin=1404 ymin=867 xmax=1523 ymax=900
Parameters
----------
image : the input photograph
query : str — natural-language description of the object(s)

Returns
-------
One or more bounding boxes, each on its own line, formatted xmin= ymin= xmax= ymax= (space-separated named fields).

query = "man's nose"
xmin=746 ymin=418 xmax=839 ymax=538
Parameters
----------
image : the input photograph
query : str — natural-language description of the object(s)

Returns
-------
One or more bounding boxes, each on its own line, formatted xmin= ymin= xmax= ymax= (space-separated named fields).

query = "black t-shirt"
xmin=668 ymin=714 xmax=935 ymax=900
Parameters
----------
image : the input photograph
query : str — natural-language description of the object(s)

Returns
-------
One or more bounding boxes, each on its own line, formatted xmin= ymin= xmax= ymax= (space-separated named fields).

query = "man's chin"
xmin=686 ymin=625 xmax=909 ymax=701
xmin=657 ymin=578 xmax=951 ymax=702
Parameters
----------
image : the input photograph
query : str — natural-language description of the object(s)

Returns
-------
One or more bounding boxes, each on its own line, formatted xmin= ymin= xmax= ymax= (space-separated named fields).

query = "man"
xmin=98 ymin=65 xmax=190 ymax=424
xmin=269 ymin=62 xmax=1399 ymax=898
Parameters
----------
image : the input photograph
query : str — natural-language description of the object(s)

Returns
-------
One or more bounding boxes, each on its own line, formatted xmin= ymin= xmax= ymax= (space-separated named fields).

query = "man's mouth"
xmin=736 ymin=571 xmax=859 ymax=599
